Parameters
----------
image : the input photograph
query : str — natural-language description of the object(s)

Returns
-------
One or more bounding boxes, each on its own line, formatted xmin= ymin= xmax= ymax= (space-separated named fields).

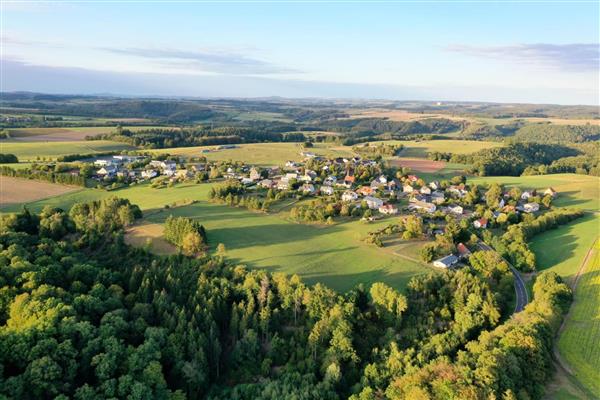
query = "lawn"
xmin=470 ymin=174 xmax=600 ymax=212
xmin=557 ymin=240 xmax=600 ymax=397
xmin=1 ymin=181 xmax=431 ymax=292
xmin=0 ymin=140 xmax=137 ymax=161
xmin=151 ymin=142 xmax=356 ymax=166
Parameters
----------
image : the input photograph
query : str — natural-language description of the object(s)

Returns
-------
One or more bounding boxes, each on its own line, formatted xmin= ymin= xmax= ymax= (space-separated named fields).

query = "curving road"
xmin=478 ymin=242 xmax=529 ymax=313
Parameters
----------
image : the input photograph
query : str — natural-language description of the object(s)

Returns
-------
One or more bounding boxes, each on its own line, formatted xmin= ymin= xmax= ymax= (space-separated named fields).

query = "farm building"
xmin=433 ymin=254 xmax=459 ymax=269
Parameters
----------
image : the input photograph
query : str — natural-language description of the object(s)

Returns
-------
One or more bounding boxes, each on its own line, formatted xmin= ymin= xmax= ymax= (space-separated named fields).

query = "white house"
xmin=521 ymin=191 xmax=533 ymax=200
xmin=320 ymin=185 xmax=335 ymax=195
xmin=342 ymin=190 xmax=359 ymax=202
xmin=544 ymin=188 xmax=557 ymax=198
xmin=420 ymin=186 xmax=432 ymax=195
xmin=301 ymin=183 xmax=316 ymax=194
xmin=431 ymin=191 xmax=445 ymax=204
xmin=408 ymin=201 xmax=436 ymax=213
xmin=277 ymin=180 xmax=289 ymax=190
xmin=433 ymin=254 xmax=459 ymax=269
xmin=259 ymin=179 xmax=274 ymax=188
xmin=324 ymin=176 xmax=337 ymax=186
xmin=249 ymin=167 xmax=261 ymax=181
xmin=94 ymin=159 xmax=111 ymax=167
xmin=379 ymin=204 xmax=398 ymax=215
xmin=403 ymin=184 xmax=414 ymax=193
xmin=523 ymin=202 xmax=540 ymax=213
xmin=429 ymin=181 xmax=441 ymax=190
xmin=141 ymin=169 xmax=158 ymax=179
xmin=448 ymin=205 xmax=463 ymax=215
xmin=364 ymin=196 xmax=384 ymax=210
xmin=97 ymin=166 xmax=117 ymax=177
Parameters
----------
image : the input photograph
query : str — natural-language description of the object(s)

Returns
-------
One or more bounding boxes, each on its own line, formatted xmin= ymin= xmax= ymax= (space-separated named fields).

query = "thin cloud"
xmin=446 ymin=43 xmax=599 ymax=72
xmin=100 ymin=46 xmax=301 ymax=75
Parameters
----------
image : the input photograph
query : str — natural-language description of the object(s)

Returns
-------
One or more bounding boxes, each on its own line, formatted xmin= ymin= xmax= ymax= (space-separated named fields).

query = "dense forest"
xmin=0 ymin=198 xmax=572 ymax=399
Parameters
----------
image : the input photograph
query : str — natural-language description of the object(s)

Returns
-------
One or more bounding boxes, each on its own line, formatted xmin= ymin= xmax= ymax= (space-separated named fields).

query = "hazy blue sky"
xmin=2 ymin=1 xmax=599 ymax=104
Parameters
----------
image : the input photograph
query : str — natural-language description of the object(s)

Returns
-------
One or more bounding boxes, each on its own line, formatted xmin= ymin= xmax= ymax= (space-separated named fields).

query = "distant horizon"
xmin=2 ymin=2 xmax=598 ymax=105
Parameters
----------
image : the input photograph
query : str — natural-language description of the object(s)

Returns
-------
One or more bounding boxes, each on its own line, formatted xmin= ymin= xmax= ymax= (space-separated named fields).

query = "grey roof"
xmin=434 ymin=254 xmax=459 ymax=266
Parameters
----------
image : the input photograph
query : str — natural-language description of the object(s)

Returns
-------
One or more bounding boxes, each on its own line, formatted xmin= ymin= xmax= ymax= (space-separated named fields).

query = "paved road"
xmin=478 ymin=242 xmax=529 ymax=313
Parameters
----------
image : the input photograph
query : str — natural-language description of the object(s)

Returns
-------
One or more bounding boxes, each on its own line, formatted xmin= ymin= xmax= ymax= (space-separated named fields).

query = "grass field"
xmin=0 ymin=140 xmax=137 ymax=161
xmin=0 ymin=181 xmax=431 ymax=292
xmin=124 ymin=223 xmax=177 ymax=255
xmin=557 ymin=240 xmax=600 ymax=397
xmin=0 ymin=176 xmax=81 ymax=206
xmin=6 ymin=126 xmax=167 ymax=141
xmin=380 ymin=139 xmax=503 ymax=158
xmin=151 ymin=142 xmax=356 ymax=166
xmin=470 ymin=174 xmax=600 ymax=212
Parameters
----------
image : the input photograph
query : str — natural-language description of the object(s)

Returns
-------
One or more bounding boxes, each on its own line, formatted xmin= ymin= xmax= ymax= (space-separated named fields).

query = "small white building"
xmin=301 ymin=183 xmax=316 ymax=194
xmin=141 ymin=169 xmax=158 ymax=179
xmin=364 ymin=196 xmax=384 ymax=210
xmin=521 ymin=191 xmax=533 ymax=200
xmin=448 ymin=205 xmax=463 ymax=215
xmin=433 ymin=254 xmax=459 ymax=269
xmin=379 ymin=204 xmax=399 ymax=215
xmin=342 ymin=190 xmax=359 ymax=202
xmin=408 ymin=201 xmax=436 ymax=213
xmin=403 ymin=184 xmax=414 ymax=193
xmin=523 ymin=202 xmax=540 ymax=213
xmin=320 ymin=185 xmax=335 ymax=195
xmin=420 ymin=186 xmax=432 ymax=195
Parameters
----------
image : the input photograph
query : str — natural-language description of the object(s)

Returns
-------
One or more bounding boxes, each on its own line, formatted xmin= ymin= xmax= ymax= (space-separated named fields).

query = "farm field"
xmin=388 ymin=157 xmax=445 ymax=173
xmin=0 ymin=140 xmax=137 ymax=161
xmin=530 ymin=214 xmax=599 ymax=283
xmin=470 ymin=174 xmax=600 ymax=212
xmin=1 ymin=181 xmax=431 ymax=292
xmin=557 ymin=241 xmax=600 ymax=397
xmin=343 ymin=108 xmax=471 ymax=123
xmin=151 ymin=142 xmax=356 ymax=166
xmin=0 ymin=176 xmax=81 ymax=206
xmin=374 ymin=139 xmax=503 ymax=158
xmin=5 ymin=126 xmax=167 ymax=141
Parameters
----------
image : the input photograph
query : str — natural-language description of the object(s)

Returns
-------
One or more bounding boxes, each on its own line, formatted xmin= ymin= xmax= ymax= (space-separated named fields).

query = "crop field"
xmin=0 ymin=140 xmax=137 ymax=161
xmin=470 ymin=174 xmax=600 ymax=212
xmin=5 ymin=126 xmax=167 ymax=141
xmin=151 ymin=142 xmax=356 ymax=166
xmin=389 ymin=157 xmax=446 ymax=173
xmin=1 ymin=181 xmax=431 ymax=292
xmin=0 ymin=176 xmax=81 ymax=206
xmin=557 ymin=241 xmax=600 ymax=397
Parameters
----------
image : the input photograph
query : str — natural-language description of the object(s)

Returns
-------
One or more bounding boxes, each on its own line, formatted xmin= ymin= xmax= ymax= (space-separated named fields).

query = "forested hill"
xmin=0 ymin=198 xmax=572 ymax=399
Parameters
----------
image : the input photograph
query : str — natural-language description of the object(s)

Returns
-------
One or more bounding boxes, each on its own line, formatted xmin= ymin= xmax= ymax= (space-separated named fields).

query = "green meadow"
xmin=1 ymin=181 xmax=430 ymax=292
xmin=151 ymin=142 xmax=356 ymax=166
xmin=0 ymin=140 xmax=137 ymax=161
xmin=557 ymin=241 xmax=600 ymax=398
xmin=376 ymin=139 xmax=503 ymax=158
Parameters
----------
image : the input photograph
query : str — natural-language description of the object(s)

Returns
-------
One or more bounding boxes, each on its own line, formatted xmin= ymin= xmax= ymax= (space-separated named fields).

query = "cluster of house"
xmin=94 ymin=156 xmax=195 ymax=182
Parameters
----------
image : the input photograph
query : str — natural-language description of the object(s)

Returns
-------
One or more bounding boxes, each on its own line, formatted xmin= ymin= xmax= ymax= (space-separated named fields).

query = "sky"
xmin=2 ymin=1 xmax=599 ymax=104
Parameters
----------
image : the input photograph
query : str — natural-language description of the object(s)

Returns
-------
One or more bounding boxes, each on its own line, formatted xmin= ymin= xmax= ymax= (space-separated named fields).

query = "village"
xmin=88 ymin=149 xmax=558 ymax=271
